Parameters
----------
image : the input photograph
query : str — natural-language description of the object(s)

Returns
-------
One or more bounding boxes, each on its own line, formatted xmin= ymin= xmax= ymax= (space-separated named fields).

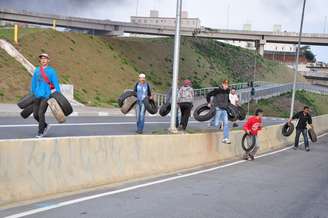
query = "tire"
xmin=225 ymin=104 xmax=239 ymax=122
xmin=237 ymin=106 xmax=247 ymax=121
xmin=20 ymin=104 xmax=33 ymax=119
xmin=193 ymin=103 xmax=216 ymax=122
xmin=144 ymin=97 xmax=158 ymax=115
xmin=51 ymin=92 xmax=73 ymax=116
xmin=121 ymin=96 xmax=137 ymax=114
xmin=47 ymin=98 xmax=66 ymax=123
xmin=308 ymin=128 xmax=317 ymax=142
xmin=118 ymin=90 xmax=137 ymax=108
xmin=17 ymin=95 xmax=34 ymax=109
xmin=241 ymin=133 xmax=256 ymax=152
xmin=159 ymin=102 xmax=171 ymax=117
xmin=282 ymin=123 xmax=294 ymax=137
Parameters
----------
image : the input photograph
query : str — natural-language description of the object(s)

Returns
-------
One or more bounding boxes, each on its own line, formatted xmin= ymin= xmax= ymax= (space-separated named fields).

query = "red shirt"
xmin=243 ymin=116 xmax=262 ymax=136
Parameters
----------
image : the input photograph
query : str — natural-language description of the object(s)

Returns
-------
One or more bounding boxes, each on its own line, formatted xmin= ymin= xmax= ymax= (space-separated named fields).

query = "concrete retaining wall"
xmin=0 ymin=115 xmax=327 ymax=206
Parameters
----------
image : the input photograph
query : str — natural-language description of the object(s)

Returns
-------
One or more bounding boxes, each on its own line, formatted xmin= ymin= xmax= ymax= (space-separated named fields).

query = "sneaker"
xmin=249 ymin=154 xmax=255 ymax=160
xmin=232 ymin=123 xmax=239 ymax=128
xmin=136 ymin=130 xmax=143 ymax=134
xmin=222 ymin=138 xmax=231 ymax=144
xmin=305 ymin=147 xmax=310 ymax=152
xmin=243 ymin=154 xmax=249 ymax=160
xmin=36 ymin=133 xmax=44 ymax=138
xmin=293 ymin=146 xmax=298 ymax=150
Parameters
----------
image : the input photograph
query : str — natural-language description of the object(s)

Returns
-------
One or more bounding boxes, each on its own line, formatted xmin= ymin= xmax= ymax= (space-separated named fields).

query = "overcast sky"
xmin=0 ymin=0 xmax=327 ymax=61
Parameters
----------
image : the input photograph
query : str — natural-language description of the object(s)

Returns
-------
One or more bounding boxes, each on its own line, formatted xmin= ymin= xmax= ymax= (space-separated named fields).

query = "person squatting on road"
xmin=288 ymin=106 xmax=314 ymax=152
xmin=229 ymin=87 xmax=240 ymax=128
xmin=177 ymin=80 xmax=194 ymax=131
xmin=134 ymin=73 xmax=152 ymax=134
xmin=31 ymin=53 xmax=61 ymax=138
xmin=206 ymin=79 xmax=231 ymax=144
xmin=243 ymin=108 xmax=264 ymax=160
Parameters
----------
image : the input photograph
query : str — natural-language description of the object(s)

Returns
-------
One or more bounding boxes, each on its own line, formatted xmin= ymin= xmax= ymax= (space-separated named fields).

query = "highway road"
xmin=1 ymin=134 xmax=327 ymax=218
xmin=0 ymin=116 xmax=286 ymax=140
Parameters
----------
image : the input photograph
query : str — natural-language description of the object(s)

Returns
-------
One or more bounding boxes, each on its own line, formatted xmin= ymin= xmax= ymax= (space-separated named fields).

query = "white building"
xmin=222 ymin=24 xmax=296 ymax=53
xmin=131 ymin=10 xmax=201 ymax=29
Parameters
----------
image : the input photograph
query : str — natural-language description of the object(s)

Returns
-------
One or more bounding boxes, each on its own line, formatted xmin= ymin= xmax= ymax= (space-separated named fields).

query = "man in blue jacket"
xmin=31 ymin=53 xmax=61 ymax=138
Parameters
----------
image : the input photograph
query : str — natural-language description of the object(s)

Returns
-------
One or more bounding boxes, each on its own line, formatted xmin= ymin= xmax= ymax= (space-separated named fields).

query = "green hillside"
xmin=0 ymin=27 xmax=305 ymax=106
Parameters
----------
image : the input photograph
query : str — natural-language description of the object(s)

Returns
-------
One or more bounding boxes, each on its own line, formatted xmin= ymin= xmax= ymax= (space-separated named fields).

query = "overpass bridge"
xmin=1 ymin=8 xmax=328 ymax=56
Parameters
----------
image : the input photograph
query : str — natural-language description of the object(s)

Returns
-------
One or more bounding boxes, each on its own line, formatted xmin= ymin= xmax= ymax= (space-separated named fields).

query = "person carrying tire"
xmin=31 ymin=53 xmax=61 ymax=138
xmin=288 ymin=106 xmax=314 ymax=152
xmin=206 ymin=79 xmax=231 ymax=144
xmin=177 ymin=80 xmax=194 ymax=131
xmin=229 ymin=87 xmax=240 ymax=128
xmin=134 ymin=73 xmax=152 ymax=134
xmin=243 ymin=109 xmax=264 ymax=160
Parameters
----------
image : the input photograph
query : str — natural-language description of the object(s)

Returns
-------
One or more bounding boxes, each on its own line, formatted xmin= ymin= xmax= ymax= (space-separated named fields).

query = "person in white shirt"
xmin=229 ymin=87 xmax=240 ymax=127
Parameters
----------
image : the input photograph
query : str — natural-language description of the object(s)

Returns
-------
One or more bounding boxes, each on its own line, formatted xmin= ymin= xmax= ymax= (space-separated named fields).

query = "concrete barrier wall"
xmin=0 ymin=115 xmax=327 ymax=206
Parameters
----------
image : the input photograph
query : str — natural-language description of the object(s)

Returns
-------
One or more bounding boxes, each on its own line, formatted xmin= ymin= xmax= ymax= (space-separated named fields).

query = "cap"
xmin=39 ymin=53 xmax=49 ymax=59
xmin=222 ymin=79 xmax=229 ymax=84
xmin=139 ymin=73 xmax=146 ymax=79
xmin=183 ymin=79 xmax=192 ymax=86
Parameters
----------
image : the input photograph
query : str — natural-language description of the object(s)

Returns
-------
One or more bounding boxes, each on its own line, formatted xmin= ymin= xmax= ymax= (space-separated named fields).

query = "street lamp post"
xmin=290 ymin=0 xmax=307 ymax=118
xmin=169 ymin=0 xmax=182 ymax=133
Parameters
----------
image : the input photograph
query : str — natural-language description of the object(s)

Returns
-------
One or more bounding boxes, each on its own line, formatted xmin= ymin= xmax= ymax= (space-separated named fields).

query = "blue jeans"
xmin=213 ymin=107 xmax=229 ymax=139
xmin=295 ymin=128 xmax=309 ymax=148
xmin=136 ymin=101 xmax=146 ymax=131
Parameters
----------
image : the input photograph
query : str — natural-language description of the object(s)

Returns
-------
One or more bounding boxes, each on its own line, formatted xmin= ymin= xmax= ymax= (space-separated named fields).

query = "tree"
xmin=300 ymin=46 xmax=316 ymax=62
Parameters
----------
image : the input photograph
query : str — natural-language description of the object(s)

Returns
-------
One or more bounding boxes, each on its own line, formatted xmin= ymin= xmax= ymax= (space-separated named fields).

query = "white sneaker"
xmin=222 ymin=138 xmax=231 ymax=144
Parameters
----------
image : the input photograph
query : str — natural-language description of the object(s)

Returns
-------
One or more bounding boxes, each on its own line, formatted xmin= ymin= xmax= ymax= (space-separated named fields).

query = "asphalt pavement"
xmin=1 ymin=134 xmax=327 ymax=218
xmin=0 ymin=116 xmax=286 ymax=140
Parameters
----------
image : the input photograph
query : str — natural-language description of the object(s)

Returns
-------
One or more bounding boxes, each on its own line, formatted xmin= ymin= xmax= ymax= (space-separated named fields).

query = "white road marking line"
xmin=4 ymin=132 xmax=327 ymax=218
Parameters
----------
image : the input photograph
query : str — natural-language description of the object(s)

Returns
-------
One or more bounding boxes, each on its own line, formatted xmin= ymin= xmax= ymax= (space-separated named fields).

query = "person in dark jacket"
xmin=134 ymin=73 xmax=152 ymax=134
xmin=31 ymin=53 xmax=61 ymax=138
xmin=206 ymin=79 xmax=231 ymax=144
xmin=288 ymin=106 xmax=314 ymax=151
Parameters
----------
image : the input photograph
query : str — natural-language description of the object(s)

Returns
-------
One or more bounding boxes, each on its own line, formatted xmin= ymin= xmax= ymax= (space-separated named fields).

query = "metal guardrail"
xmin=155 ymin=83 xmax=328 ymax=107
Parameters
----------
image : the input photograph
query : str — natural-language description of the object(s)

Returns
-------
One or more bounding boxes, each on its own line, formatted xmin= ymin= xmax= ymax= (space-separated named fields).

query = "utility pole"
xmin=136 ymin=0 xmax=140 ymax=16
xmin=290 ymin=0 xmax=306 ymax=118
xmin=169 ymin=0 xmax=182 ymax=133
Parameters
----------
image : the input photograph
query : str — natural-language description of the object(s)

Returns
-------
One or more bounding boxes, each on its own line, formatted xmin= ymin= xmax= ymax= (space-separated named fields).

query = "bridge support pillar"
xmin=255 ymin=39 xmax=266 ymax=56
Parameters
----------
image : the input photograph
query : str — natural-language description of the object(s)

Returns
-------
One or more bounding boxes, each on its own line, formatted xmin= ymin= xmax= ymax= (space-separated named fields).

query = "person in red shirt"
xmin=243 ymin=109 xmax=264 ymax=160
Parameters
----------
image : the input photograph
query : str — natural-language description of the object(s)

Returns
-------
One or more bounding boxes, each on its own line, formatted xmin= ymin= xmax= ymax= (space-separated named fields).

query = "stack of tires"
xmin=118 ymin=91 xmax=158 ymax=115
xmin=17 ymin=95 xmax=35 ymax=119
xmin=193 ymin=103 xmax=247 ymax=122
xmin=17 ymin=93 xmax=73 ymax=123
xmin=48 ymin=92 xmax=73 ymax=123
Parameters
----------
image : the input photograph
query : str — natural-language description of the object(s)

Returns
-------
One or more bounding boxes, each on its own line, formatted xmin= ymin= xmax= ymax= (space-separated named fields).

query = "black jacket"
xmin=206 ymin=86 xmax=230 ymax=109
xmin=292 ymin=111 xmax=312 ymax=129
xmin=134 ymin=82 xmax=152 ymax=97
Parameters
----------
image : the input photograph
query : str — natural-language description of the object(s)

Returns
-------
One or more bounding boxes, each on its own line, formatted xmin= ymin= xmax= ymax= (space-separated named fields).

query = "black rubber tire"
xmin=20 ymin=104 xmax=34 ymax=119
xmin=17 ymin=95 xmax=34 ymax=109
xmin=308 ymin=128 xmax=317 ymax=142
xmin=241 ymin=133 xmax=256 ymax=152
xmin=51 ymin=92 xmax=73 ymax=116
xmin=118 ymin=90 xmax=137 ymax=108
xmin=193 ymin=103 xmax=216 ymax=122
xmin=237 ymin=106 xmax=247 ymax=121
xmin=225 ymin=104 xmax=239 ymax=122
xmin=144 ymin=97 xmax=158 ymax=115
xmin=121 ymin=96 xmax=137 ymax=114
xmin=159 ymin=102 xmax=171 ymax=117
xmin=282 ymin=123 xmax=294 ymax=137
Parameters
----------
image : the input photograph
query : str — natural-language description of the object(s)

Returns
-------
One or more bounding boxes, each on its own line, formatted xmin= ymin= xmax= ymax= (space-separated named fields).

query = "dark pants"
xmin=33 ymin=98 xmax=48 ymax=134
xmin=178 ymin=102 xmax=192 ymax=130
xmin=295 ymin=128 xmax=309 ymax=148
